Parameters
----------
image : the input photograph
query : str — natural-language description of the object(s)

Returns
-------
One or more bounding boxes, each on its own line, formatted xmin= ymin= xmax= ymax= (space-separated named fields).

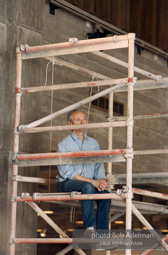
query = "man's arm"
xmin=57 ymin=141 xmax=83 ymax=180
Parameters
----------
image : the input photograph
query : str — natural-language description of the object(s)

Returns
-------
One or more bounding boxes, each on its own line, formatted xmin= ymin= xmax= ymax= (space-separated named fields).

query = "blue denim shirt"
xmin=56 ymin=132 xmax=106 ymax=182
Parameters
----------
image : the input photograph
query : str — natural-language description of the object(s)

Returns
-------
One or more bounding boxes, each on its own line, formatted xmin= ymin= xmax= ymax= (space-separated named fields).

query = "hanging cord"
xmin=44 ymin=58 xmax=55 ymax=193
xmin=86 ymin=73 xmax=99 ymax=134
xmin=70 ymin=206 xmax=75 ymax=222
xmin=44 ymin=61 xmax=53 ymax=86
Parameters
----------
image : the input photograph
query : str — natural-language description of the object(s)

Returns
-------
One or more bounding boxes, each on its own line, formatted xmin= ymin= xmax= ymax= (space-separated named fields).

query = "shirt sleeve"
xmin=93 ymin=141 xmax=107 ymax=180
xmin=57 ymin=141 xmax=82 ymax=180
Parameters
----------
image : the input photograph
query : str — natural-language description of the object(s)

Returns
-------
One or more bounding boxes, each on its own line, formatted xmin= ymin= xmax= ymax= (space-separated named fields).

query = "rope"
xmin=44 ymin=59 xmax=55 ymax=193
xmin=86 ymin=73 xmax=99 ymax=134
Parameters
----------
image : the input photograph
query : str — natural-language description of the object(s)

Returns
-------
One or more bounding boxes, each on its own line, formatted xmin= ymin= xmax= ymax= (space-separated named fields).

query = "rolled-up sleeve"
xmin=93 ymin=162 xmax=106 ymax=180
xmin=57 ymin=142 xmax=82 ymax=180
xmin=91 ymin=142 xmax=106 ymax=180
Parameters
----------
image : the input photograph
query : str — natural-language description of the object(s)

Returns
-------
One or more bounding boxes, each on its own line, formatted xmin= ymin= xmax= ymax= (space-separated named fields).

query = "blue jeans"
xmin=57 ymin=179 xmax=111 ymax=229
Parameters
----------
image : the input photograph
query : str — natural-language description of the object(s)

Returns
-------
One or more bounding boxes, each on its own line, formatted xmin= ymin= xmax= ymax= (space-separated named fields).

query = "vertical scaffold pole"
xmin=107 ymin=92 xmax=113 ymax=178
xmin=9 ymin=48 xmax=22 ymax=255
xmin=126 ymin=33 xmax=135 ymax=255
xmin=106 ymin=92 xmax=113 ymax=255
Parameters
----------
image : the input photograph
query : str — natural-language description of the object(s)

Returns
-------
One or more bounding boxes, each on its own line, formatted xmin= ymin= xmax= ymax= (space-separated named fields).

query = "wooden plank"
xmin=83 ymin=0 xmax=95 ymax=15
xmin=15 ymin=155 xmax=126 ymax=167
xmin=151 ymin=0 xmax=157 ymax=46
xmin=125 ymin=0 xmax=131 ymax=31
xmin=157 ymin=0 xmax=167 ymax=51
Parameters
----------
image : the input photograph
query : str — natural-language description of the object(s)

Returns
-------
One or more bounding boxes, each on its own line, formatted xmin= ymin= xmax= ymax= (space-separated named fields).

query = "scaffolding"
xmin=10 ymin=34 xmax=168 ymax=255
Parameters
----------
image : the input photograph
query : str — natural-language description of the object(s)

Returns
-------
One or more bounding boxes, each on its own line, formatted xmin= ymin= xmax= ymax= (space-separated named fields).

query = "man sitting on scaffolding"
xmin=56 ymin=109 xmax=111 ymax=230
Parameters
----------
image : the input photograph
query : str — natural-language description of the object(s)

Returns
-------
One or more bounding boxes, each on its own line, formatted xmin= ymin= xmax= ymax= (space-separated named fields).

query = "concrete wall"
xmin=0 ymin=1 xmax=168 ymax=254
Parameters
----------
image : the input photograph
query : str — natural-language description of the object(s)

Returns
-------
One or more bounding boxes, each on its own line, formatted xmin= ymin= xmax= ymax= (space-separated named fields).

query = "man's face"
xmin=68 ymin=111 xmax=87 ymax=132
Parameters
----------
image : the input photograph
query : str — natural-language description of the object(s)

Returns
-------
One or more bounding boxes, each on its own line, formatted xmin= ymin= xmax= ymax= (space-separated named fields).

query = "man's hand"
xmin=73 ymin=175 xmax=110 ymax=191
xmin=93 ymin=178 xmax=110 ymax=191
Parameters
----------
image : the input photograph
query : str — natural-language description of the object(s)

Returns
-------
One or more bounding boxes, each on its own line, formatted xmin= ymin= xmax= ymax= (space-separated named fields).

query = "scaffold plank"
xmin=12 ymin=172 xmax=168 ymax=186
xmin=16 ymin=192 xmax=125 ymax=202
xmin=20 ymin=35 xmax=129 ymax=60
xmin=13 ymin=149 xmax=126 ymax=167
xmin=111 ymin=172 xmax=168 ymax=185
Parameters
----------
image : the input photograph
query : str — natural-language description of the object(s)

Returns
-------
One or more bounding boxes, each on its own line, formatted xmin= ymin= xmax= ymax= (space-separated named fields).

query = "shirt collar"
xmin=70 ymin=132 xmax=89 ymax=141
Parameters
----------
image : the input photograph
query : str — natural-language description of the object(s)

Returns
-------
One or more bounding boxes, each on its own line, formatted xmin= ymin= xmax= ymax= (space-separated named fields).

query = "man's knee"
xmin=81 ymin=182 xmax=95 ymax=194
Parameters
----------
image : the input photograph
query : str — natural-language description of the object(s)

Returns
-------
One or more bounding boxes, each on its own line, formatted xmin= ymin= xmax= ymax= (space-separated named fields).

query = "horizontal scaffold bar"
xmin=20 ymin=34 xmax=130 ymax=60
xmin=19 ymin=83 xmax=125 ymax=129
xmin=13 ymin=149 xmax=126 ymax=167
xmin=134 ymin=149 xmax=168 ymax=155
xmin=16 ymin=192 xmax=125 ymax=202
xmin=14 ymin=237 xmax=111 ymax=244
xmin=111 ymin=112 xmax=168 ymax=121
xmin=18 ymin=77 xmax=168 ymax=95
xmin=12 ymin=172 xmax=168 ymax=186
xmin=20 ymin=121 xmax=126 ymax=133
xmin=53 ymin=198 xmax=168 ymax=214
xmin=92 ymin=51 xmax=162 ymax=80
xmin=132 ymin=188 xmax=168 ymax=200
xmin=14 ymin=238 xmax=73 ymax=244
xmin=117 ymin=77 xmax=168 ymax=92
xmin=111 ymin=172 xmax=168 ymax=185
xmin=18 ymin=77 xmax=168 ymax=98
xmin=46 ymin=56 xmax=109 ymax=79
xmin=19 ymin=78 xmax=127 ymax=94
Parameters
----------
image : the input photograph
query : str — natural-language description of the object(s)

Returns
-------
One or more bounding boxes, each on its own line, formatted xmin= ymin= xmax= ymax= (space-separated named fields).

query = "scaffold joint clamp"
xmin=32 ymin=193 xmax=40 ymax=200
xmin=11 ymin=196 xmax=16 ymax=202
xmin=127 ymin=77 xmax=137 ymax=85
xmin=69 ymin=38 xmax=78 ymax=45
xmin=9 ymin=238 xmax=15 ymax=244
xmin=126 ymin=120 xmax=134 ymax=127
xmin=21 ymin=192 xmax=30 ymax=199
xmin=12 ymin=153 xmax=19 ymax=164
xmin=18 ymin=125 xmax=27 ymax=133
xmin=70 ymin=191 xmax=81 ymax=199
xmin=12 ymin=175 xmax=23 ymax=181
xmin=124 ymin=148 xmax=134 ymax=159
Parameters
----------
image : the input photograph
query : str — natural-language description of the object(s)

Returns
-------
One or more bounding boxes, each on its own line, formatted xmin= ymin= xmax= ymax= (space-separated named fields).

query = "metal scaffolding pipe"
xmin=14 ymin=149 xmax=126 ymax=166
xmin=46 ymin=56 xmax=109 ymax=80
xmin=116 ymin=77 xmax=168 ymax=92
xmin=140 ymin=235 xmax=168 ymax=255
xmin=112 ymin=200 xmax=168 ymax=214
xmin=125 ymin=33 xmax=135 ymax=255
xmin=28 ymin=202 xmax=86 ymax=255
xmin=109 ymin=212 xmax=124 ymax=223
xmin=20 ymin=83 xmax=125 ymax=129
xmin=132 ymin=188 xmax=168 ymax=200
xmin=107 ymin=92 xmax=113 ymax=179
xmin=92 ymin=51 xmax=161 ymax=80
xmin=134 ymin=149 xmax=168 ymax=155
xmin=132 ymin=204 xmax=168 ymax=252
xmin=16 ymin=149 xmax=125 ymax=161
xmin=111 ymin=172 xmax=168 ymax=185
xmin=20 ymin=35 xmax=129 ymax=60
xmin=10 ymin=50 xmax=22 ymax=255
xmin=21 ymin=121 xmax=126 ymax=133
xmin=14 ymin=238 xmax=73 ymax=244
xmin=16 ymin=192 xmax=125 ymax=202
xmin=12 ymin=172 xmax=168 ymax=186
xmin=29 ymin=202 xmax=68 ymax=237
xmin=55 ymin=244 xmax=74 ymax=255
xmin=20 ymin=76 xmax=168 ymax=95
xmin=20 ymin=78 xmax=127 ymax=94
xmin=111 ymin=112 xmax=168 ymax=121
xmin=52 ymin=199 xmax=168 ymax=214
xmin=15 ymin=154 xmax=125 ymax=167
xmin=14 ymin=237 xmax=103 ymax=244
